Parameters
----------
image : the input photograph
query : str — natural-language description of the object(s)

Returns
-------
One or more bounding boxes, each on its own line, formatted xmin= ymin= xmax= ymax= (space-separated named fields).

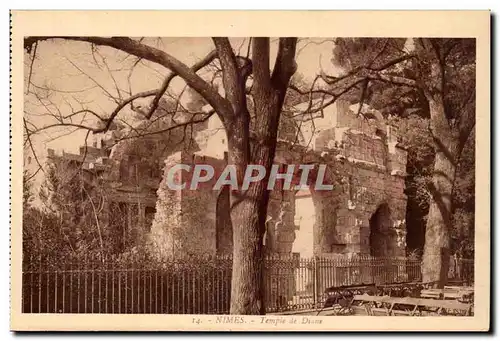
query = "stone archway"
xmin=369 ymin=203 xmax=392 ymax=257
xmin=292 ymin=186 xmax=339 ymax=256
xmin=293 ymin=187 xmax=316 ymax=258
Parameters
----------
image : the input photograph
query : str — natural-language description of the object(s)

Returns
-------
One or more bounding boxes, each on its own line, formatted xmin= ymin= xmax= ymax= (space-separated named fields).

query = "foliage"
xmin=23 ymin=36 xmax=476 ymax=306
xmin=331 ymin=38 xmax=424 ymax=116
xmin=25 ymin=158 xmax=120 ymax=263
xmin=22 ymin=170 xmax=33 ymax=208
xmin=331 ymin=38 xmax=476 ymax=257
xmin=451 ymin=130 xmax=475 ymax=256
xmin=22 ymin=205 xmax=61 ymax=264
xmin=23 ymin=87 xmax=220 ymax=267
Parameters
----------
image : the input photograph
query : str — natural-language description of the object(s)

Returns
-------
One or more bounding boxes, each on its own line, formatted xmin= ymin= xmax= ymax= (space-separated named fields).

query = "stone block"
xmin=277 ymin=230 xmax=296 ymax=243
xmin=346 ymin=243 xmax=361 ymax=253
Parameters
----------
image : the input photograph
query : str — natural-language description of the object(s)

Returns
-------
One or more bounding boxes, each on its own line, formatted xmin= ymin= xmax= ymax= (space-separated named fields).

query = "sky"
xmin=23 ymin=37 xmax=341 ymax=175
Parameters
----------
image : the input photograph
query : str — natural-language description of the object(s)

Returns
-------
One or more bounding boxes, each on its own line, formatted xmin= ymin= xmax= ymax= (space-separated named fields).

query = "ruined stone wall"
xmin=149 ymin=152 xmax=230 ymax=259
xmin=58 ymin=98 xmax=409 ymax=262
xmin=334 ymin=162 xmax=407 ymax=257
xmin=266 ymin=190 xmax=297 ymax=254
xmin=147 ymin=101 xmax=408 ymax=260
xmin=267 ymin=114 xmax=408 ymax=258
xmin=149 ymin=152 xmax=184 ymax=259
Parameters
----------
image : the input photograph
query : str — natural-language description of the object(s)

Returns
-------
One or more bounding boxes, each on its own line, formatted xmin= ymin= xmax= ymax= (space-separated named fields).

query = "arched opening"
xmin=293 ymin=187 xmax=315 ymax=258
xmin=369 ymin=203 xmax=392 ymax=257
xmin=292 ymin=164 xmax=337 ymax=257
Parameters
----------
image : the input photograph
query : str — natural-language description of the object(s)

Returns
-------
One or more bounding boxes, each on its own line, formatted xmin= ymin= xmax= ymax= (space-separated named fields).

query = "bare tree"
xmin=25 ymin=36 xmax=470 ymax=311
xmin=24 ymin=37 xmax=305 ymax=315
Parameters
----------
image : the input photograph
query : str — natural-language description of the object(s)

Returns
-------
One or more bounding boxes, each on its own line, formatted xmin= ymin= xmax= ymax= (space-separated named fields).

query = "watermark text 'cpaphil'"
xmin=165 ymin=164 xmax=334 ymax=191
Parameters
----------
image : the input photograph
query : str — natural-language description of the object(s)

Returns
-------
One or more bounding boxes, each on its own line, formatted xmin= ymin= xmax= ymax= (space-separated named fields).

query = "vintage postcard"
xmin=10 ymin=10 xmax=490 ymax=331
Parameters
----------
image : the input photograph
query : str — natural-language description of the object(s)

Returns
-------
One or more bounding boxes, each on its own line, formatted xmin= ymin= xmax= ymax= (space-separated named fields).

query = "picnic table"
xmin=350 ymin=294 xmax=473 ymax=316
xmin=317 ymin=281 xmax=427 ymax=315
xmin=316 ymin=281 xmax=473 ymax=316
xmin=420 ymin=286 xmax=474 ymax=302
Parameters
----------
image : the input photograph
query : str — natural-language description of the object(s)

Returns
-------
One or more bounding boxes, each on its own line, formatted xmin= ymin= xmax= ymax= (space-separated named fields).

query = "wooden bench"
xmin=421 ymin=287 xmax=474 ymax=302
xmin=420 ymin=289 xmax=444 ymax=299
xmin=444 ymin=285 xmax=474 ymax=297
xmin=351 ymin=294 xmax=473 ymax=316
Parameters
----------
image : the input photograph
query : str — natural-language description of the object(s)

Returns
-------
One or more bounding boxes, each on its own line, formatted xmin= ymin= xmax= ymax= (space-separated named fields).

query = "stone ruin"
xmin=47 ymin=99 xmax=408 ymax=261
xmin=149 ymin=99 xmax=409 ymax=261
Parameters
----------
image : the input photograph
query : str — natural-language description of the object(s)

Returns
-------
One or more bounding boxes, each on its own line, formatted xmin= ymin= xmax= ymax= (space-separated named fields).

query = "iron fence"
xmin=22 ymin=254 xmax=473 ymax=314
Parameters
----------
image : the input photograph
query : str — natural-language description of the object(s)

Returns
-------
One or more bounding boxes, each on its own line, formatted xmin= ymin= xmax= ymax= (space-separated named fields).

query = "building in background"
xmin=45 ymin=99 xmax=408 ymax=261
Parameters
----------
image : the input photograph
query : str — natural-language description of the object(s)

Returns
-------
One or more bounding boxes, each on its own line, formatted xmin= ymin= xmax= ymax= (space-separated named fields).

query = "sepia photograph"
xmin=10 ymin=10 xmax=490 ymax=331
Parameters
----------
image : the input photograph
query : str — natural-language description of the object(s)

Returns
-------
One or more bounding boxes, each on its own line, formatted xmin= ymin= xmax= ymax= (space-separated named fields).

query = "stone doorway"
xmin=369 ymin=203 xmax=392 ymax=257
xmin=293 ymin=188 xmax=315 ymax=258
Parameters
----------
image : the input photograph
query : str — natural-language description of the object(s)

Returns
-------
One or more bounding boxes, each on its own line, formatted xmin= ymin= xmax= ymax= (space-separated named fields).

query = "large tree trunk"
xmin=422 ymin=98 xmax=459 ymax=287
xmin=214 ymin=37 xmax=297 ymax=315
xmin=228 ymin=126 xmax=276 ymax=315
xmin=229 ymin=186 xmax=269 ymax=315
xmin=422 ymin=147 xmax=457 ymax=286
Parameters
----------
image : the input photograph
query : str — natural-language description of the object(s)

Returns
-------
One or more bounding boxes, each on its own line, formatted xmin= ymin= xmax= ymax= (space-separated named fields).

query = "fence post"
xmin=370 ymin=256 xmax=375 ymax=284
xmin=347 ymin=256 xmax=351 ymax=285
xmin=313 ymin=255 xmax=318 ymax=309
xmin=332 ymin=257 xmax=337 ymax=287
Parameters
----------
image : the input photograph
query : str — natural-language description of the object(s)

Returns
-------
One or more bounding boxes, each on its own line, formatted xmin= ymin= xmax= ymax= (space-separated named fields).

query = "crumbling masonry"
xmin=48 ymin=100 xmax=408 ymax=261
xmin=150 ymin=100 xmax=408 ymax=260
xmin=48 ymin=100 xmax=409 ymax=304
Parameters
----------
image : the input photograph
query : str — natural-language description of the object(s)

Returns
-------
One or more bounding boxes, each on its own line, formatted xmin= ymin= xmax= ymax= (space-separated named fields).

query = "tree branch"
xmin=212 ymin=38 xmax=251 ymax=182
xmin=27 ymin=89 xmax=159 ymax=136
xmin=456 ymin=93 xmax=476 ymax=152
xmin=25 ymin=36 xmax=232 ymax=118
xmin=23 ymin=118 xmax=45 ymax=179
xmin=289 ymin=78 xmax=367 ymax=117
xmin=252 ymin=38 xmax=271 ymax=93
xmin=65 ymin=57 xmax=121 ymax=104
xmin=365 ymin=71 xmax=417 ymax=87
xmin=117 ymin=109 xmax=216 ymax=141
xmin=95 ymin=90 xmax=158 ymax=132
xmin=144 ymin=49 xmax=217 ymax=119
xmin=367 ymin=38 xmax=390 ymax=68
xmin=62 ymin=109 xmax=106 ymax=122
xmin=370 ymin=53 xmax=416 ymax=71
xmin=356 ymin=79 xmax=369 ymax=116
xmin=320 ymin=53 xmax=417 ymax=87
xmin=212 ymin=37 xmax=246 ymax=115
xmin=26 ymin=41 xmax=38 ymax=95
xmin=271 ymin=38 xmax=298 ymax=89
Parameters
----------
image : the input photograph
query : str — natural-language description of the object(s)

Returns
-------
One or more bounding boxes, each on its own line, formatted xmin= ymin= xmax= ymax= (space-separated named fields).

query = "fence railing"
xmin=22 ymin=254 xmax=474 ymax=314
